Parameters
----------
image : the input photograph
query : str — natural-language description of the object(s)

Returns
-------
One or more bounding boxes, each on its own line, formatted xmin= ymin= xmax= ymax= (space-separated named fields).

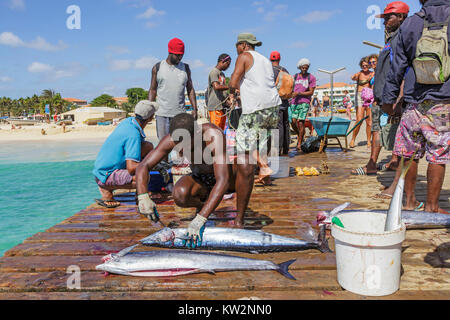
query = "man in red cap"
xmin=351 ymin=1 xmax=409 ymax=178
xmin=149 ymin=38 xmax=198 ymax=140
xmin=270 ymin=51 xmax=291 ymax=156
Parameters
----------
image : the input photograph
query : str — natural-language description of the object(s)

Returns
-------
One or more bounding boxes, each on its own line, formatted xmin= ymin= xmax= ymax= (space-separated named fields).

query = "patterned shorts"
xmin=236 ymin=106 xmax=279 ymax=153
xmin=96 ymin=169 xmax=133 ymax=187
xmin=393 ymin=101 xmax=449 ymax=164
xmin=289 ymin=103 xmax=310 ymax=121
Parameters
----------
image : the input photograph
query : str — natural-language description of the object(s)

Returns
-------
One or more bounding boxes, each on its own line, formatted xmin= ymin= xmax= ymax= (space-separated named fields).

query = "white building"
xmin=315 ymin=82 xmax=356 ymax=105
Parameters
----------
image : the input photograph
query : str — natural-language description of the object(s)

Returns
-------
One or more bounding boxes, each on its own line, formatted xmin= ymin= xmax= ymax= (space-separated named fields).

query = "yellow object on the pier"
xmin=295 ymin=167 xmax=304 ymax=176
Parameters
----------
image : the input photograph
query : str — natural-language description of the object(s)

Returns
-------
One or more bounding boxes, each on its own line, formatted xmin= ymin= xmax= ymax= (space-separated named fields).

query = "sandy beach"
xmin=0 ymin=121 xmax=159 ymax=142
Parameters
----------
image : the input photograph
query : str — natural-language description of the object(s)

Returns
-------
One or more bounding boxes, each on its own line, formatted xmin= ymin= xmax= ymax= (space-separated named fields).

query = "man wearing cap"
xmin=351 ymin=1 xmax=409 ymax=179
xmin=270 ymin=51 xmax=291 ymax=156
xmin=382 ymin=0 xmax=450 ymax=214
xmin=92 ymin=100 xmax=158 ymax=208
xmin=229 ymin=32 xmax=281 ymax=219
xmin=291 ymin=58 xmax=317 ymax=151
xmin=207 ymin=53 xmax=232 ymax=131
xmin=149 ymin=38 xmax=198 ymax=140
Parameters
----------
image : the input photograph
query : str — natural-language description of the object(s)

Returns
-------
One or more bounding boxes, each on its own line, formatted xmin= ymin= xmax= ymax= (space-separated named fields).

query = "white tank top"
xmin=239 ymin=51 xmax=282 ymax=114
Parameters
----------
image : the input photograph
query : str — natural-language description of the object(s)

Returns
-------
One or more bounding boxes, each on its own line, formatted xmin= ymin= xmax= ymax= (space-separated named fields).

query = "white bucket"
xmin=268 ymin=157 xmax=290 ymax=178
xmin=331 ymin=211 xmax=406 ymax=296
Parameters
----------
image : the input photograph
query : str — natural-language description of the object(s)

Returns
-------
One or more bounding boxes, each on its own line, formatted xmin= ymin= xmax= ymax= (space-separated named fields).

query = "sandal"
xmin=376 ymin=163 xmax=396 ymax=172
xmin=372 ymin=192 xmax=393 ymax=200
xmin=351 ymin=167 xmax=377 ymax=176
xmin=95 ymin=199 xmax=121 ymax=208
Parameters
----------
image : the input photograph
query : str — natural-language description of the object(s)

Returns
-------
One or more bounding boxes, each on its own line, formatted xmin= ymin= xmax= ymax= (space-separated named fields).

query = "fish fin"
xmin=250 ymin=250 xmax=260 ymax=254
xmin=317 ymin=224 xmax=332 ymax=253
xmin=277 ymin=259 xmax=296 ymax=280
xmin=401 ymin=152 xmax=417 ymax=179
xmin=329 ymin=202 xmax=351 ymax=216
xmin=206 ymin=269 xmax=216 ymax=275
xmin=115 ymin=244 xmax=138 ymax=258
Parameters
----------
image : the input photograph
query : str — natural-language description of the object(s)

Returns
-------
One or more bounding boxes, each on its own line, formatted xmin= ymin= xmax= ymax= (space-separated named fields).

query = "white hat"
xmin=297 ymin=58 xmax=311 ymax=68
xmin=135 ymin=100 xmax=159 ymax=120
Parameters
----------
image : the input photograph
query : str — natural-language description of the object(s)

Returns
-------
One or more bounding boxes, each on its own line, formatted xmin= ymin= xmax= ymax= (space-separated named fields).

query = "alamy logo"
xmin=367 ymin=5 xmax=382 ymax=30
xmin=67 ymin=265 xmax=81 ymax=289
xmin=66 ymin=5 xmax=81 ymax=30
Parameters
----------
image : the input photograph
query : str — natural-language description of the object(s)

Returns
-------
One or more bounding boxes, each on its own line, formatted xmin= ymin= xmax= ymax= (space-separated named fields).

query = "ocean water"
xmin=0 ymin=140 xmax=104 ymax=256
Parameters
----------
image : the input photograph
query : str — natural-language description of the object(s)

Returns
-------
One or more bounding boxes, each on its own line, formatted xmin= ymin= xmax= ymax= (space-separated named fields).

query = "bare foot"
xmin=349 ymin=141 xmax=356 ymax=148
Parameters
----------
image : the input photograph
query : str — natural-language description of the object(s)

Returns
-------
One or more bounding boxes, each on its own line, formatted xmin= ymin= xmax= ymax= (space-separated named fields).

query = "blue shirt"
xmin=93 ymin=117 xmax=146 ymax=183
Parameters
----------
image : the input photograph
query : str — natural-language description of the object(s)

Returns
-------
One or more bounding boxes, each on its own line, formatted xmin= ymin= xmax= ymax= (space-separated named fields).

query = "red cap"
xmin=270 ymin=51 xmax=281 ymax=61
xmin=376 ymin=1 xmax=409 ymax=18
xmin=168 ymin=38 xmax=185 ymax=55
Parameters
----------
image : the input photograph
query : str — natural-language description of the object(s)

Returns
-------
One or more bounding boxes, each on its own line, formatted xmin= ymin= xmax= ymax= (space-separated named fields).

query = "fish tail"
xmin=277 ymin=259 xmax=296 ymax=280
xmin=317 ymin=224 xmax=332 ymax=253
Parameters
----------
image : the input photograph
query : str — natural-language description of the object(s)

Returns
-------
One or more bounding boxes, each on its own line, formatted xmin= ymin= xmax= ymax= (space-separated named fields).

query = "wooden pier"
xmin=0 ymin=147 xmax=448 ymax=300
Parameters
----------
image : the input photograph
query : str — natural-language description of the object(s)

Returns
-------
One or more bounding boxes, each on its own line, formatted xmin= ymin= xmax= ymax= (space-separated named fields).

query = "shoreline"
xmin=0 ymin=121 xmax=158 ymax=143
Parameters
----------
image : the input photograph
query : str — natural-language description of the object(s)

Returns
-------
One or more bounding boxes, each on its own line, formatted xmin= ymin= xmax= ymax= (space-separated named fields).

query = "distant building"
xmin=61 ymin=106 xmax=127 ymax=125
xmin=315 ymin=82 xmax=356 ymax=105
xmin=63 ymin=98 xmax=88 ymax=107
xmin=113 ymin=97 xmax=129 ymax=106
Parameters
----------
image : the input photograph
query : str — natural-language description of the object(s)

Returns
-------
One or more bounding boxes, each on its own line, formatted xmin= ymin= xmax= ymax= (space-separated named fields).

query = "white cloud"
xmin=187 ymin=59 xmax=206 ymax=69
xmin=27 ymin=62 xmax=82 ymax=80
xmin=0 ymin=32 xmax=67 ymax=51
xmin=110 ymin=56 xmax=159 ymax=71
xmin=9 ymin=0 xmax=25 ymax=10
xmin=0 ymin=76 xmax=12 ymax=83
xmin=295 ymin=10 xmax=342 ymax=24
xmin=28 ymin=62 xmax=53 ymax=73
xmin=264 ymin=4 xmax=287 ymax=22
xmin=137 ymin=6 xmax=165 ymax=19
xmin=135 ymin=56 xmax=159 ymax=69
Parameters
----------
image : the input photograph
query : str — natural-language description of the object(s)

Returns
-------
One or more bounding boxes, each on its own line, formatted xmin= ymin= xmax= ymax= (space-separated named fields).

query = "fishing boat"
xmin=7 ymin=118 xmax=42 ymax=126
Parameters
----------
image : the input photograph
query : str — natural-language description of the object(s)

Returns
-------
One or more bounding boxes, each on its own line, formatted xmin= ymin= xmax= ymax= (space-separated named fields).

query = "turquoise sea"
xmin=0 ymin=140 xmax=104 ymax=256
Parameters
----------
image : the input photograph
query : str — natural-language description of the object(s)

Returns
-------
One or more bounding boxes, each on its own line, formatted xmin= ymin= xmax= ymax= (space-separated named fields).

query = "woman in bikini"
xmin=349 ymin=57 xmax=374 ymax=148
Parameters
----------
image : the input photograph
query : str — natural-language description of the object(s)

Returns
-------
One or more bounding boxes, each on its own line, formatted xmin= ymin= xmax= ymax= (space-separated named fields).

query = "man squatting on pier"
xmin=135 ymin=113 xmax=256 ymax=247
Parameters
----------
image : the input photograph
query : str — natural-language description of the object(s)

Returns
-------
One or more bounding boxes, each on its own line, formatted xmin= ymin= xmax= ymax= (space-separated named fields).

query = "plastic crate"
xmin=309 ymin=117 xmax=351 ymax=137
xmin=148 ymin=169 xmax=173 ymax=192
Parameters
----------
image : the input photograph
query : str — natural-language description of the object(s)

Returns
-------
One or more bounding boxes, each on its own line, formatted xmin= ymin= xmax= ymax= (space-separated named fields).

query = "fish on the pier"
xmin=96 ymin=249 xmax=297 ymax=279
xmin=317 ymin=208 xmax=450 ymax=230
xmin=139 ymin=225 xmax=331 ymax=253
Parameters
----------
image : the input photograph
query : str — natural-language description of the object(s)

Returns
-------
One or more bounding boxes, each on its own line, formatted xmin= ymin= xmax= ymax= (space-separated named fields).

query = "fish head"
xmin=316 ymin=211 xmax=332 ymax=225
xmin=141 ymin=227 xmax=176 ymax=245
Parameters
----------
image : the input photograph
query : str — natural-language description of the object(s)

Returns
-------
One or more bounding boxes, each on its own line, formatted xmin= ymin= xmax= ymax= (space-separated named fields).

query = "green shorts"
xmin=289 ymin=103 xmax=310 ymax=121
xmin=236 ymin=106 xmax=279 ymax=153
xmin=380 ymin=122 xmax=399 ymax=151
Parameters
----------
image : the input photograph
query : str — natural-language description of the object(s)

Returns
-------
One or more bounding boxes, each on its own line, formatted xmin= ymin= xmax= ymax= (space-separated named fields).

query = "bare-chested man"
xmin=135 ymin=113 xmax=254 ymax=247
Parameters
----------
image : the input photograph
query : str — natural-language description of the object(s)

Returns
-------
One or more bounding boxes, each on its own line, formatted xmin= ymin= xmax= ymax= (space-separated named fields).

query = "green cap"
xmin=236 ymin=33 xmax=262 ymax=47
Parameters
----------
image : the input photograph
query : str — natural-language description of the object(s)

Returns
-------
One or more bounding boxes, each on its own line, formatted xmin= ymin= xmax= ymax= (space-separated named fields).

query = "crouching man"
xmin=92 ymin=100 xmax=158 ymax=208
xmin=136 ymin=113 xmax=255 ymax=247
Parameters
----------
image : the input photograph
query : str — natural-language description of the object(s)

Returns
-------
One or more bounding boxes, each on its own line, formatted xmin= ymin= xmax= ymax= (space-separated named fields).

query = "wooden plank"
xmin=0 ymin=270 xmax=342 ymax=292
xmin=0 ymin=290 xmax=448 ymax=300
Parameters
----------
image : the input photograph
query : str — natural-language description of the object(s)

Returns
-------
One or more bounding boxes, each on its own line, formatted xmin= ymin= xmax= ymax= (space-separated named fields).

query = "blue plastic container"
xmin=148 ymin=169 xmax=173 ymax=192
xmin=309 ymin=117 xmax=351 ymax=137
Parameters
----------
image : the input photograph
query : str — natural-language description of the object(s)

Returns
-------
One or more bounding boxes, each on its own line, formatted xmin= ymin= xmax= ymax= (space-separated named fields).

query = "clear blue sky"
xmin=0 ymin=0 xmax=422 ymax=102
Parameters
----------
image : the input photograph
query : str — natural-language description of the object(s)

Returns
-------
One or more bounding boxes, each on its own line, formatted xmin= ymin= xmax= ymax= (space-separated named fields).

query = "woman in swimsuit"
xmin=349 ymin=56 xmax=374 ymax=148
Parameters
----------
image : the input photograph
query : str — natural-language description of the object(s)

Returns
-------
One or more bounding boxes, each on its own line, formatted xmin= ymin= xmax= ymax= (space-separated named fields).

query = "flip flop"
xmin=95 ymin=199 xmax=120 ymax=208
xmin=372 ymin=192 xmax=393 ymax=200
xmin=376 ymin=163 xmax=396 ymax=172
xmin=414 ymin=202 xmax=424 ymax=211
xmin=351 ymin=167 xmax=377 ymax=176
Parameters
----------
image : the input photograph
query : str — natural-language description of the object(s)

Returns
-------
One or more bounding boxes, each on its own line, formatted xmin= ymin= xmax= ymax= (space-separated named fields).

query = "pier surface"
xmin=0 ymin=142 xmax=449 ymax=300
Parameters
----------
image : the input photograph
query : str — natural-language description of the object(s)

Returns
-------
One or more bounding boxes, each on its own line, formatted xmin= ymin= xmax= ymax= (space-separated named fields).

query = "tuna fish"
xmin=96 ymin=249 xmax=297 ymax=279
xmin=139 ymin=225 xmax=331 ymax=253
xmin=385 ymin=156 xmax=415 ymax=231
xmin=317 ymin=208 xmax=450 ymax=230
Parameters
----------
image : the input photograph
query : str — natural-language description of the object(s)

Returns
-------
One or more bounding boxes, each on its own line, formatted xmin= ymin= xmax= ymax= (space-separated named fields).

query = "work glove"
xmin=185 ymin=214 xmax=207 ymax=249
xmin=137 ymin=193 xmax=159 ymax=222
